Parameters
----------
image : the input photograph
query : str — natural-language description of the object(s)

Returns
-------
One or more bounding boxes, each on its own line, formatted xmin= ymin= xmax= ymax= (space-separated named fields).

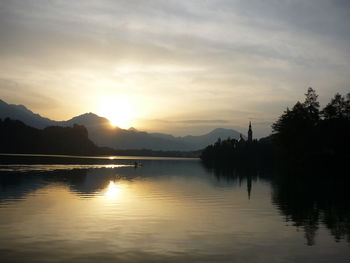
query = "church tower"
xmin=248 ymin=121 xmax=253 ymax=143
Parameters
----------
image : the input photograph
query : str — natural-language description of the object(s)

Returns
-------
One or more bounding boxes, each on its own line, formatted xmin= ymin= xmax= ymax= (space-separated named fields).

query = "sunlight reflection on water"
xmin=0 ymin=164 xmax=131 ymax=172
xmin=0 ymin=158 xmax=349 ymax=263
xmin=102 ymin=181 xmax=125 ymax=201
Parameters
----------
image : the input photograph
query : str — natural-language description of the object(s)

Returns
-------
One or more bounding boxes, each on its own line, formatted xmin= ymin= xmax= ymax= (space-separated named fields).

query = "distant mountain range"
xmin=0 ymin=99 xmax=242 ymax=151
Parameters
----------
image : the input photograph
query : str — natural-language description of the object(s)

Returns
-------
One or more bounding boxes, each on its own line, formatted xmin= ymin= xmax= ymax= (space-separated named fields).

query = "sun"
xmin=98 ymin=97 xmax=135 ymax=128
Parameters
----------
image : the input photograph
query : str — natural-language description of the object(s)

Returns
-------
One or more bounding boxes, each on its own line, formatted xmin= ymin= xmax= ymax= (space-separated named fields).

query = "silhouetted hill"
xmin=0 ymin=100 xmax=56 ymax=128
xmin=183 ymin=128 xmax=242 ymax=146
xmin=0 ymin=99 xmax=242 ymax=151
xmin=61 ymin=113 xmax=242 ymax=150
xmin=64 ymin=112 xmax=111 ymax=128
xmin=0 ymin=118 xmax=114 ymax=155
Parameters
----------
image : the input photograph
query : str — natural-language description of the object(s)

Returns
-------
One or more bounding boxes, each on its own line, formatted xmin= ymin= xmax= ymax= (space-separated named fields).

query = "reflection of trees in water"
xmin=0 ymin=160 xmax=203 ymax=201
xmin=202 ymin=163 xmax=260 ymax=199
xmin=271 ymin=173 xmax=350 ymax=245
xmin=1 ymin=163 xmax=349 ymax=246
xmin=271 ymin=175 xmax=320 ymax=246
xmin=207 ymin=164 xmax=350 ymax=245
xmin=0 ymin=169 xmax=88 ymax=202
xmin=0 ymin=168 xmax=124 ymax=201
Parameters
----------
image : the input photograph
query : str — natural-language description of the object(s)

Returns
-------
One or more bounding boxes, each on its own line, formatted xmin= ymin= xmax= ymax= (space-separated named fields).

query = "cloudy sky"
xmin=1 ymin=0 xmax=349 ymax=137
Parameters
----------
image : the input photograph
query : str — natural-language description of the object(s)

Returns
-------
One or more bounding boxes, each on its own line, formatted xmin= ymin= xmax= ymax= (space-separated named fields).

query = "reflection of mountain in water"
xmin=0 ymin=160 xmax=205 ymax=200
xmin=0 ymin=169 xmax=88 ymax=203
xmin=1 ymin=160 xmax=349 ymax=246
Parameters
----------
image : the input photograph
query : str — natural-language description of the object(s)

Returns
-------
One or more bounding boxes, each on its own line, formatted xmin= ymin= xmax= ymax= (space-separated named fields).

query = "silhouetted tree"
xmin=273 ymin=88 xmax=319 ymax=134
xmin=322 ymin=93 xmax=349 ymax=120
xmin=304 ymin=87 xmax=320 ymax=123
xmin=272 ymin=88 xmax=350 ymax=165
xmin=272 ymin=89 xmax=320 ymax=163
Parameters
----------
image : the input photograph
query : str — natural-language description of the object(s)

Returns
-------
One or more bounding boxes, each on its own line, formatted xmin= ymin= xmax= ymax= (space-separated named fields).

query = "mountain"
xmin=63 ymin=112 xmax=113 ymax=145
xmin=0 ymin=118 xmax=112 ymax=155
xmin=0 ymin=99 xmax=242 ymax=151
xmin=182 ymin=128 xmax=242 ymax=147
xmin=0 ymin=99 xmax=56 ymax=128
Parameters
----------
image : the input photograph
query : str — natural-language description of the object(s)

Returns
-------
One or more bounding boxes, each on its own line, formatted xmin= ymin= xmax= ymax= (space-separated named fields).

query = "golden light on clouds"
xmin=1 ymin=1 xmax=349 ymax=137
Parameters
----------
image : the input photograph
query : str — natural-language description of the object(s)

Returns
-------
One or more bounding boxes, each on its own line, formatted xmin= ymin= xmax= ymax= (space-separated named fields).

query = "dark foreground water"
xmin=0 ymin=155 xmax=349 ymax=263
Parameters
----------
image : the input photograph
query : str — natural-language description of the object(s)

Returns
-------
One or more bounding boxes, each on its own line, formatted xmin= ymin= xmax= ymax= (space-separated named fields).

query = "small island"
xmin=200 ymin=88 xmax=350 ymax=173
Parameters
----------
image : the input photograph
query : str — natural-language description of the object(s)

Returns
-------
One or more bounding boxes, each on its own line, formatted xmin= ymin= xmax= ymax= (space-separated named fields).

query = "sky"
xmin=1 ymin=0 xmax=350 ymax=138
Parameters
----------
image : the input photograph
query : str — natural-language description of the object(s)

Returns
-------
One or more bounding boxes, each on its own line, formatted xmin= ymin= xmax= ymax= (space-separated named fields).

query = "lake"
xmin=0 ymin=154 xmax=349 ymax=262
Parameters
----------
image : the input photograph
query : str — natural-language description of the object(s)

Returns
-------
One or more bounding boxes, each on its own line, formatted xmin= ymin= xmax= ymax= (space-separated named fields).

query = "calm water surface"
xmin=0 ymin=155 xmax=349 ymax=262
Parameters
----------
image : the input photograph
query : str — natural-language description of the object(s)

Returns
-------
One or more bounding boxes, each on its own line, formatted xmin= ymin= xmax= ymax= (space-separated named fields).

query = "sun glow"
xmin=98 ymin=97 xmax=136 ymax=128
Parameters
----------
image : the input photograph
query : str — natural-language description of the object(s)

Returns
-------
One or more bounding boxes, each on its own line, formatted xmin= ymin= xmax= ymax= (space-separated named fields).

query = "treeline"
xmin=272 ymin=88 xmax=350 ymax=165
xmin=0 ymin=118 xmax=115 ymax=155
xmin=200 ymin=137 xmax=275 ymax=168
xmin=201 ymin=88 xmax=350 ymax=168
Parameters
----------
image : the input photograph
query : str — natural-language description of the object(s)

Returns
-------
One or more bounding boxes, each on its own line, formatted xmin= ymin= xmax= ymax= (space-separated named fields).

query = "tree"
xmin=345 ymin=93 xmax=350 ymax=118
xmin=304 ymin=87 xmax=320 ymax=123
xmin=272 ymin=88 xmax=321 ymax=161
xmin=322 ymin=93 xmax=347 ymax=120
xmin=273 ymin=87 xmax=321 ymax=133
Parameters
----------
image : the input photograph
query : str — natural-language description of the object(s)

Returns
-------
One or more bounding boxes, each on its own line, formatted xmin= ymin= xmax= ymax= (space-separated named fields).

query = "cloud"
xmin=149 ymin=119 xmax=229 ymax=125
xmin=178 ymin=119 xmax=229 ymax=124
xmin=0 ymin=79 xmax=60 ymax=110
xmin=0 ymin=0 xmax=350 ymax=137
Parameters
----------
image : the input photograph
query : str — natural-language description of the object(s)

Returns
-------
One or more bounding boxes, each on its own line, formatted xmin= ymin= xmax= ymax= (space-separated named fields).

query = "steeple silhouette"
xmin=248 ymin=121 xmax=253 ymax=143
xmin=247 ymin=175 xmax=252 ymax=200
